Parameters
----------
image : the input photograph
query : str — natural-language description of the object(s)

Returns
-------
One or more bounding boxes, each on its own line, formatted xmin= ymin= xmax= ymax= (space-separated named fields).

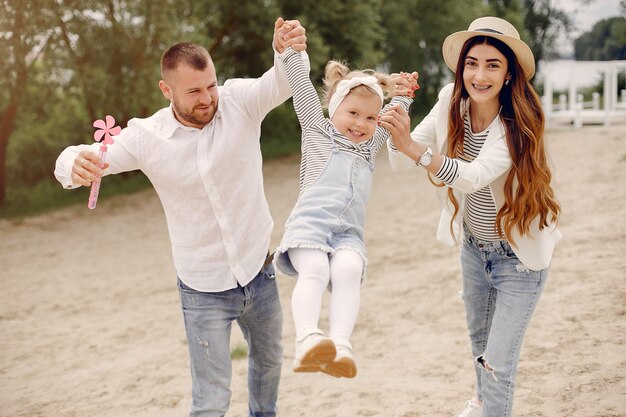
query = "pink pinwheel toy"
xmin=88 ymin=115 xmax=121 ymax=209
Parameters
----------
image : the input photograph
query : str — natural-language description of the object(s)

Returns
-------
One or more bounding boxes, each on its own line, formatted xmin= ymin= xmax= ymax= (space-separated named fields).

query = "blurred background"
xmin=1 ymin=0 xmax=624 ymax=217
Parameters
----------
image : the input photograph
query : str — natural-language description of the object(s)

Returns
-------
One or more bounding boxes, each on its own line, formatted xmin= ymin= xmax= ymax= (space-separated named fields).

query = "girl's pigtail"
xmin=373 ymin=72 xmax=394 ymax=99
xmin=322 ymin=60 xmax=351 ymax=107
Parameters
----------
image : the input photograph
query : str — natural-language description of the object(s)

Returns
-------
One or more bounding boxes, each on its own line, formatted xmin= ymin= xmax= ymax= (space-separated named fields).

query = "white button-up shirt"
xmin=55 ymin=51 xmax=309 ymax=292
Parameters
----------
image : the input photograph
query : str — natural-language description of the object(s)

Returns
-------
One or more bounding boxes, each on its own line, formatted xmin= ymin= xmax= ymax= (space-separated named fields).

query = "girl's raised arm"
xmin=278 ymin=47 xmax=327 ymax=130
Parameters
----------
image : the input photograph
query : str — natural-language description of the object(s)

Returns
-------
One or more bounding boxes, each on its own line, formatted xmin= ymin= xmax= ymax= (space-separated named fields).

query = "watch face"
xmin=420 ymin=150 xmax=433 ymax=166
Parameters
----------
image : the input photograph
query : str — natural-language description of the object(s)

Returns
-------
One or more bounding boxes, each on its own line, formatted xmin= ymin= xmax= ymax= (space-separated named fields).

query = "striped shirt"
xmin=435 ymin=113 xmax=500 ymax=241
xmin=278 ymin=47 xmax=412 ymax=194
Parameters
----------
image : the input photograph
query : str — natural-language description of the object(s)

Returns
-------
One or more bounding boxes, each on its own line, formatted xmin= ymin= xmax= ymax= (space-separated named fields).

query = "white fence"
xmin=540 ymin=60 xmax=626 ymax=128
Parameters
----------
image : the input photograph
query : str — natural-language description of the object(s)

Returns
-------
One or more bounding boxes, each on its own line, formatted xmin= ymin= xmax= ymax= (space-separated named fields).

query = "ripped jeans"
xmin=461 ymin=229 xmax=547 ymax=417
xmin=178 ymin=264 xmax=282 ymax=417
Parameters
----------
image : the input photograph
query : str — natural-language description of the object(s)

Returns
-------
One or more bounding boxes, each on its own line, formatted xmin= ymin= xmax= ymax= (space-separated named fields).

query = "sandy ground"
xmin=1 ymin=123 xmax=625 ymax=417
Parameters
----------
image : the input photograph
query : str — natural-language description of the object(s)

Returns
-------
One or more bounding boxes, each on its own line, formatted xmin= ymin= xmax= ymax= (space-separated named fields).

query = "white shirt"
xmin=55 ymin=50 xmax=310 ymax=292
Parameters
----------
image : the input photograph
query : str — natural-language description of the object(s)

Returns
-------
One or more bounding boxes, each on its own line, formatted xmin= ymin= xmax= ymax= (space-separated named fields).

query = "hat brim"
xmin=442 ymin=30 xmax=535 ymax=80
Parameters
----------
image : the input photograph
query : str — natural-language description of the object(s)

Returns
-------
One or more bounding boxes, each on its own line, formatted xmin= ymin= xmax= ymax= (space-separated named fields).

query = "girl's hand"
xmin=390 ymin=71 xmax=420 ymax=98
xmin=273 ymin=18 xmax=287 ymax=52
xmin=379 ymin=105 xmax=413 ymax=152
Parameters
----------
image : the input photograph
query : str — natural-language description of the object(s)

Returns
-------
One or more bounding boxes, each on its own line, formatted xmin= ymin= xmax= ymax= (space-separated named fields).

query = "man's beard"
xmin=172 ymin=101 xmax=216 ymax=127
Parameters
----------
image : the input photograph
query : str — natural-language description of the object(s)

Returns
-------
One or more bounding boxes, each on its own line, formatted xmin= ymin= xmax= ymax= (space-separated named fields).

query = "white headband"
xmin=328 ymin=76 xmax=384 ymax=119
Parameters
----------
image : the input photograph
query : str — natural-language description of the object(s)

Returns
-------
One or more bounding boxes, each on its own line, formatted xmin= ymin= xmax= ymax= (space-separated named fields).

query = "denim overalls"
xmin=276 ymin=128 xmax=374 ymax=277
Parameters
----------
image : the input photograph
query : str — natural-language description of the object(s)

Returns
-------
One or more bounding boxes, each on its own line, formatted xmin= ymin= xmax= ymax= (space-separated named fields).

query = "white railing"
xmin=540 ymin=60 xmax=626 ymax=128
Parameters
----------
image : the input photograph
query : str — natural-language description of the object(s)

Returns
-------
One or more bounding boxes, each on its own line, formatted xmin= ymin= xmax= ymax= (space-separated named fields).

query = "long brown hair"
xmin=443 ymin=36 xmax=560 ymax=244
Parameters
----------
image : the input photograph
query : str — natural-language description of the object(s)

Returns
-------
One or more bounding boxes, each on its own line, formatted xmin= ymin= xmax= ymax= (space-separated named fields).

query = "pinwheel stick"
xmin=87 ymin=115 xmax=120 ymax=210
xmin=87 ymin=144 xmax=108 ymax=210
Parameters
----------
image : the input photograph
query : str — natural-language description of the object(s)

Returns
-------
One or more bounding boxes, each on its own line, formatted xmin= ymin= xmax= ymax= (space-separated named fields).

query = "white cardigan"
xmin=388 ymin=83 xmax=561 ymax=271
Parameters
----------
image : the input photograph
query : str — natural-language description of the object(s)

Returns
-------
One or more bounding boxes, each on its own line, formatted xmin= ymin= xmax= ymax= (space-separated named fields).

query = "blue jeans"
xmin=461 ymin=230 xmax=547 ymax=417
xmin=178 ymin=263 xmax=283 ymax=417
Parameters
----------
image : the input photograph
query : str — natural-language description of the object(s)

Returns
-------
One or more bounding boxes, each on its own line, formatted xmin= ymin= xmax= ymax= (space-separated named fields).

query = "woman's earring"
xmin=505 ymin=79 xmax=510 ymax=86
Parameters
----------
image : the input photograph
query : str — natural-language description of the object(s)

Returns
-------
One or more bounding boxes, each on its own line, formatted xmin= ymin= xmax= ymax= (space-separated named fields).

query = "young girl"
xmin=381 ymin=17 xmax=561 ymax=417
xmin=275 ymin=28 xmax=418 ymax=378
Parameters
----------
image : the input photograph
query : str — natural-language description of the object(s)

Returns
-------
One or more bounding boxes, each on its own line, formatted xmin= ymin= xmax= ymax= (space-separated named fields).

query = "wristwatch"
xmin=416 ymin=147 xmax=433 ymax=167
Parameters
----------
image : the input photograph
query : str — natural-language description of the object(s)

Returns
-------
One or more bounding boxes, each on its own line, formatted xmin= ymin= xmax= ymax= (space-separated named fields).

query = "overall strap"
xmin=328 ymin=125 xmax=338 ymax=152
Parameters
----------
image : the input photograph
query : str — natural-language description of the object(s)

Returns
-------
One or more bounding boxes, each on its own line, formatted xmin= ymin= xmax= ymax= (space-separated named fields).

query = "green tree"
xmin=521 ymin=0 xmax=571 ymax=63
xmin=1 ymin=0 xmax=189 ymax=211
xmin=574 ymin=16 xmax=626 ymax=60
xmin=0 ymin=0 xmax=58 ymax=206
xmin=486 ymin=0 xmax=571 ymax=78
xmin=486 ymin=0 xmax=525 ymax=29
xmin=381 ymin=0 xmax=486 ymax=116
xmin=49 ymin=0 xmax=187 ymax=125
xmin=278 ymin=0 xmax=386 ymax=81
xmin=184 ymin=0 xmax=388 ymax=156
xmin=185 ymin=0 xmax=282 ymax=80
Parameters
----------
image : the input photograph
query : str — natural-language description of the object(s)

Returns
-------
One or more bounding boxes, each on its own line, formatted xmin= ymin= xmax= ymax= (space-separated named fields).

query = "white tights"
xmin=288 ymin=247 xmax=363 ymax=348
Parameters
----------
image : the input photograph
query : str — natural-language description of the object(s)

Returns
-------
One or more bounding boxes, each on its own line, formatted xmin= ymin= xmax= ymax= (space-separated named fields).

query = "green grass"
xmin=0 ymin=172 xmax=152 ymax=219
xmin=230 ymin=345 xmax=248 ymax=360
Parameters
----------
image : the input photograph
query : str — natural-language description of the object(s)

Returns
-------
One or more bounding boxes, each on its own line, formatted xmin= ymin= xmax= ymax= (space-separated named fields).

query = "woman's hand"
xmin=390 ymin=71 xmax=420 ymax=98
xmin=380 ymin=104 xmax=441 ymax=172
xmin=379 ymin=104 xmax=414 ymax=153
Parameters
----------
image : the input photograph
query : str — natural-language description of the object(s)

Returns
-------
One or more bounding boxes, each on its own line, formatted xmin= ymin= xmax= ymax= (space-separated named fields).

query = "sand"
xmin=1 ymin=123 xmax=625 ymax=417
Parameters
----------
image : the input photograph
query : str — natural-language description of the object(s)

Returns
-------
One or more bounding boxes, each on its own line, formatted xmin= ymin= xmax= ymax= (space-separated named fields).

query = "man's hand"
xmin=71 ymin=151 xmax=108 ymax=187
xmin=273 ymin=17 xmax=307 ymax=53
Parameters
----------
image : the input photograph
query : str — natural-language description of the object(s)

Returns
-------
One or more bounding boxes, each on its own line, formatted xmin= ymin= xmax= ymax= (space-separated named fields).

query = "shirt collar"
xmin=160 ymin=104 xmax=222 ymax=139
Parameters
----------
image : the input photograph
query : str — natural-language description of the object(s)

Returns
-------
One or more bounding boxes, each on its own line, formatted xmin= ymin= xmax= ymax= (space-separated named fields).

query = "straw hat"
xmin=442 ymin=16 xmax=535 ymax=80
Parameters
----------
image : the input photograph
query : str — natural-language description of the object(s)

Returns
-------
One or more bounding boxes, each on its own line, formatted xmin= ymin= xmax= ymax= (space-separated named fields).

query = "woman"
xmin=380 ymin=17 xmax=561 ymax=417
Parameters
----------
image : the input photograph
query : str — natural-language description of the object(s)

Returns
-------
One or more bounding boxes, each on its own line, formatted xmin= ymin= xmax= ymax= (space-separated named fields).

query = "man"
xmin=54 ymin=18 xmax=308 ymax=417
